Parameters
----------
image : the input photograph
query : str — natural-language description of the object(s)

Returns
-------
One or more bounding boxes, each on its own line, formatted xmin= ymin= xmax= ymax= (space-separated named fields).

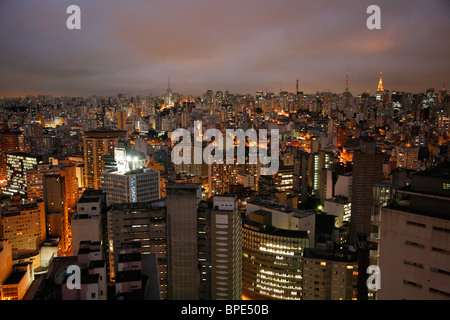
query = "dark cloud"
xmin=0 ymin=0 xmax=448 ymax=97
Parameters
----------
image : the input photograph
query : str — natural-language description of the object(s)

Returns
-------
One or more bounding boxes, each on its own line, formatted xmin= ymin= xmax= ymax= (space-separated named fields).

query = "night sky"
xmin=0 ymin=0 xmax=449 ymax=97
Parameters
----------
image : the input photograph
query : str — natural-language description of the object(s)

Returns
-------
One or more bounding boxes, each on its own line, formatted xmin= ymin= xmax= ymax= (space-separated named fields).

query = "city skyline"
xmin=0 ymin=0 xmax=449 ymax=97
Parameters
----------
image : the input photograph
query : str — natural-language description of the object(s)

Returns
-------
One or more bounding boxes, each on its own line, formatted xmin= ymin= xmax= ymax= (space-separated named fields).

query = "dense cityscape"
xmin=0 ymin=1 xmax=449 ymax=310
xmin=0 ymin=75 xmax=449 ymax=301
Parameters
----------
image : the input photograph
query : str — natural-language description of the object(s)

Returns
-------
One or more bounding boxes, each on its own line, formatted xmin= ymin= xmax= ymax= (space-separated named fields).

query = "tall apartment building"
xmin=210 ymin=195 xmax=242 ymax=300
xmin=166 ymin=183 xmax=202 ymax=300
xmin=83 ymin=130 xmax=127 ymax=190
xmin=117 ymin=110 xmax=127 ymax=130
xmin=71 ymin=195 xmax=103 ymax=256
xmin=350 ymin=137 xmax=383 ymax=300
xmin=0 ymin=130 xmax=24 ymax=182
xmin=107 ymin=200 xmax=167 ymax=299
xmin=377 ymin=168 xmax=450 ymax=300
xmin=302 ymin=248 xmax=358 ymax=300
xmin=27 ymin=163 xmax=80 ymax=210
xmin=1 ymin=200 xmax=46 ymax=259
xmin=43 ymin=174 xmax=71 ymax=256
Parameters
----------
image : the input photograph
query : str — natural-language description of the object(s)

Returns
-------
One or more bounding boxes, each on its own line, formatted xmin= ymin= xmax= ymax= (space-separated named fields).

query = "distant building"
xmin=0 ymin=130 xmax=24 ymax=182
xmin=83 ymin=130 xmax=127 ymax=190
xmin=3 ymin=152 xmax=43 ymax=195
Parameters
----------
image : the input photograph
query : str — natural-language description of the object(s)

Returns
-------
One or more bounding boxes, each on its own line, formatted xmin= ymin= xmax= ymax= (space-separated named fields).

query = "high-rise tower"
xmin=377 ymin=72 xmax=384 ymax=92
xmin=83 ymin=130 xmax=127 ymax=190
xmin=345 ymin=71 xmax=349 ymax=93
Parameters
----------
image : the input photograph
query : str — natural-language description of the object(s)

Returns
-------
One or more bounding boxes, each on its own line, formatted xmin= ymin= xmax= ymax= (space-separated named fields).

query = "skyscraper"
xmin=350 ymin=137 xmax=384 ymax=300
xmin=377 ymin=72 xmax=384 ymax=92
xmin=166 ymin=183 xmax=202 ymax=300
xmin=210 ymin=195 xmax=242 ymax=300
xmin=117 ymin=111 xmax=126 ymax=130
xmin=43 ymin=174 xmax=71 ymax=255
xmin=107 ymin=200 xmax=167 ymax=299
xmin=4 ymin=152 xmax=43 ymax=195
xmin=83 ymin=130 xmax=127 ymax=190
xmin=101 ymin=148 xmax=160 ymax=206
xmin=0 ymin=130 xmax=24 ymax=183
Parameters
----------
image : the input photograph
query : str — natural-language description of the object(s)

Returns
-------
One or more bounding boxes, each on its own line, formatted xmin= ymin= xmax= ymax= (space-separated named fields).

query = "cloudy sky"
xmin=0 ymin=0 xmax=448 ymax=97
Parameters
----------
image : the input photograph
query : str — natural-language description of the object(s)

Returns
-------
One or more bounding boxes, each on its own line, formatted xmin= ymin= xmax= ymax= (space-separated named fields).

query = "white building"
xmin=101 ymin=148 xmax=160 ymax=206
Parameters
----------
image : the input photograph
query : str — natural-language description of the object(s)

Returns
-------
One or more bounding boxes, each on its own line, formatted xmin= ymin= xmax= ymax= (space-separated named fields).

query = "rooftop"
xmin=115 ymin=270 xmax=142 ymax=283
xmin=243 ymin=220 xmax=309 ymax=239
xmin=3 ymin=270 xmax=26 ymax=285
xmin=303 ymin=248 xmax=357 ymax=263
xmin=166 ymin=182 xmax=201 ymax=189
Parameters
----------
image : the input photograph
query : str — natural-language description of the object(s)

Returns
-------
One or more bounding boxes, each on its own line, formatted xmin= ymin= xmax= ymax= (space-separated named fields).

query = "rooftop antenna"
xmin=345 ymin=69 xmax=349 ymax=93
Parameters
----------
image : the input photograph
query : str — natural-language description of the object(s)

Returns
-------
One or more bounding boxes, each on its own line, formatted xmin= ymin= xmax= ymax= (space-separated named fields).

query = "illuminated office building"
xmin=0 ymin=130 xmax=24 ymax=183
xmin=101 ymin=148 xmax=160 ymax=206
xmin=3 ymin=152 xmax=43 ymax=195
xmin=242 ymin=210 xmax=310 ymax=300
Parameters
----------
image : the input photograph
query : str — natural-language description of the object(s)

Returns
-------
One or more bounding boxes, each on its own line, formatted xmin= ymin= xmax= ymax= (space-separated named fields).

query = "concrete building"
xmin=349 ymin=137 xmax=384 ymax=300
xmin=1 ymin=200 xmax=46 ymax=259
xmin=107 ymin=200 xmax=167 ymax=299
xmin=83 ymin=130 xmax=127 ymax=190
xmin=210 ymin=195 xmax=242 ymax=300
xmin=166 ymin=183 xmax=202 ymax=299
xmin=377 ymin=168 xmax=450 ymax=300
xmin=302 ymin=248 xmax=358 ymax=300
xmin=102 ymin=167 xmax=160 ymax=206
xmin=71 ymin=195 xmax=102 ymax=256
xmin=323 ymin=196 xmax=351 ymax=228
xmin=59 ymin=241 xmax=107 ymax=300
xmin=0 ymin=239 xmax=34 ymax=300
